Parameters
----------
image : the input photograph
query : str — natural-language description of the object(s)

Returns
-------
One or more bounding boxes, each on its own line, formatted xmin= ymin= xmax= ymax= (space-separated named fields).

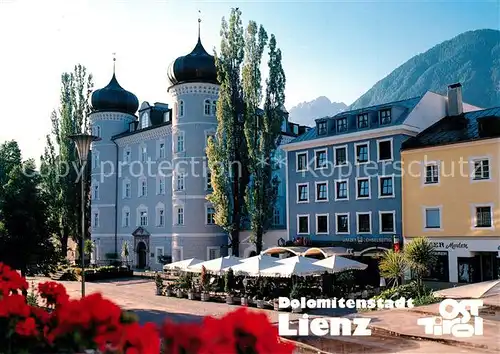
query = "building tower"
xmin=89 ymin=57 xmax=139 ymax=258
xmin=166 ymin=20 xmax=226 ymax=262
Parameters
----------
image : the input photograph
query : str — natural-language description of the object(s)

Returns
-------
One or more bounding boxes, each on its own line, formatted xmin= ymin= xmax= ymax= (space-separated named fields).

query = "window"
xmin=336 ymin=117 xmax=347 ymax=132
xmin=297 ymin=215 xmax=309 ymax=234
xmin=314 ymin=149 xmax=327 ymax=169
xmin=92 ymin=183 xmax=99 ymax=200
xmin=315 ymin=182 xmax=328 ymax=202
xmin=318 ymin=121 xmax=327 ymax=135
xmin=336 ymin=213 xmax=349 ymax=234
xmin=211 ymin=100 xmax=217 ymax=116
xmin=355 ymin=143 xmax=369 ymax=163
xmin=474 ymin=206 xmax=492 ymax=228
xmin=139 ymin=178 xmax=147 ymax=197
xmin=379 ymin=176 xmax=394 ymax=198
xmin=205 ymin=166 xmax=212 ymax=190
xmin=379 ymin=109 xmax=391 ymax=125
xmin=424 ymin=207 xmax=441 ymax=229
xmin=140 ymin=145 xmax=147 ymax=162
xmin=357 ymin=213 xmax=371 ymax=233
xmin=206 ymin=206 xmax=215 ymax=225
xmin=157 ymin=208 xmax=165 ymax=227
xmin=178 ymin=100 xmax=184 ymax=117
xmin=356 ymin=178 xmax=370 ymax=199
xmin=92 ymin=211 xmax=99 ymax=228
xmin=273 ymin=208 xmax=281 ymax=226
xmin=123 ymin=180 xmax=131 ymax=199
xmin=205 ymin=132 xmax=215 ymax=148
xmin=139 ymin=211 xmax=148 ymax=226
xmin=208 ymin=247 xmax=220 ymax=260
xmin=297 ymin=183 xmax=309 ymax=203
xmin=123 ymin=148 xmax=131 ymax=163
xmin=158 ymin=177 xmax=165 ymax=195
xmin=380 ymin=211 xmax=395 ymax=233
xmin=176 ymin=132 xmax=185 ymax=153
xmin=204 ymin=99 xmax=211 ymax=115
xmin=94 ymin=125 xmax=101 ymax=137
xmin=176 ymin=207 xmax=184 ymax=225
xmin=377 ymin=139 xmax=393 ymax=161
xmin=316 ymin=214 xmax=329 ymax=234
xmin=122 ymin=209 xmax=130 ymax=227
xmin=425 ymin=163 xmax=439 ymax=184
xmin=141 ymin=113 xmax=149 ymax=129
xmin=472 ymin=159 xmax=490 ymax=180
xmin=335 ymin=180 xmax=348 ymax=200
xmin=296 ymin=152 xmax=308 ymax=172
xmin=334 ymin=146 xmax=347 ymax=166
xmin=357 ymin=114 xmax=368 ymax=128
xmin=175 ymin=173 xmax=185 ymax=191
xmin=92 ymin=151 xmax=99 ymax=169
xmin=159 ymin=143 xmax=165 ymax=159
xmin=155 ymin=247 xmax=164 ymax=264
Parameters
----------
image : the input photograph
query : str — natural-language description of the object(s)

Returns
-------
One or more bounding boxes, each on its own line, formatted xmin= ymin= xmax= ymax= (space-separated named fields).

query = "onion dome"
xmin=167 ymin=19 xmax=218 ymax=86
xmin=91 ymin=70 xmax=139 ymax=115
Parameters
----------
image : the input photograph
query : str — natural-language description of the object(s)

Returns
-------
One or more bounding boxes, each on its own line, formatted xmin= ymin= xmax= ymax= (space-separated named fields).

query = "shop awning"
xmin=262 ymin=246 xmax=349 ymax=257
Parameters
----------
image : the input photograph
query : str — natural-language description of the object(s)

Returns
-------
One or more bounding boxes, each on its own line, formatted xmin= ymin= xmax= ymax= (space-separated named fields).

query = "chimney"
xmin=447 ymin=83 xmax=463 ymax=116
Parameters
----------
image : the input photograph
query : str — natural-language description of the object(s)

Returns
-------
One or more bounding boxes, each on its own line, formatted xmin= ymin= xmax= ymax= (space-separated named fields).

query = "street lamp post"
xmin=69 ymin=133 xmax=101 ymax=297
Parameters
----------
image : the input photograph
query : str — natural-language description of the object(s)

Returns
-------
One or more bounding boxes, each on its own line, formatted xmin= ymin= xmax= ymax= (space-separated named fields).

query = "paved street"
xmin=28 ymin=277 xmax=499 ymax=353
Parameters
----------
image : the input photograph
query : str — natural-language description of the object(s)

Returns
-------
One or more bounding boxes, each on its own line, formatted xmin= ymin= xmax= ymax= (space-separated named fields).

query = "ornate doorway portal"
xmin=137 ymin=241 xmax=147 ymax=269
xmin=132 ymin=226 xmax=150 ymax=269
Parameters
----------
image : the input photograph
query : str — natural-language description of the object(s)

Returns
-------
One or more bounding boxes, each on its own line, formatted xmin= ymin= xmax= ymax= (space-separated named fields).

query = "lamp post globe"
xmin=68 ymin=133 xmax=101 ymax=298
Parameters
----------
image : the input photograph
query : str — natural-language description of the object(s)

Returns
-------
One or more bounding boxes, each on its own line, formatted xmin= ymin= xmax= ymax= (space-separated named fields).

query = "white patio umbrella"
xmin=229 ymin=255 xmax=279 ymax=276
xmin=260 ymin=257 xmax=327 ymax=277
xmin=434 ymin=279 xmax=500 ymax=299
xmin=277 ymin=255 xmax=319 ymax=265
xmin=313 ymin=255 xmax=368 ymax=273
xmin=187 ymin=256 xmax=243 ymax=274
xmin=163 ymin=258 xmax=203 ymax=271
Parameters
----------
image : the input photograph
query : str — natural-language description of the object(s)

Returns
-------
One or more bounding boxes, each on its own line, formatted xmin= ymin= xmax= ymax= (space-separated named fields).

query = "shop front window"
xmin=423 ymin=251 xmax=449 ymax=282
xmin=457 ymin=257 xmax=476 ymax=283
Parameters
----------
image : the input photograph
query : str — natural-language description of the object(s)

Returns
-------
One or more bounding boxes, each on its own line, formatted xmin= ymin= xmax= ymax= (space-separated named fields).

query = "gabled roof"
xmin=290 ymin=96 xmax=423 ymax=144
xmin=402 ymin=106 xmax=500 ymax=150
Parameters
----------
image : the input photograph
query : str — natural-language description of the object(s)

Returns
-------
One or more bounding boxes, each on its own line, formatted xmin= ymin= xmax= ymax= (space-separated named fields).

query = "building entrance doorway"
xmin=137 ymin=241 xmax=147 ymax=269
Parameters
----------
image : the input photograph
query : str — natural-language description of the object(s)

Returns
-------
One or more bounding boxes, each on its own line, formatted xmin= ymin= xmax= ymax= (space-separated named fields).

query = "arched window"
xmin=211 ymin=100 xmax=217 ymax=116
xmin=204 ymin=99 xmax=211 ymax=115
xmin=137 ymin=205 xmax=148 ymax=226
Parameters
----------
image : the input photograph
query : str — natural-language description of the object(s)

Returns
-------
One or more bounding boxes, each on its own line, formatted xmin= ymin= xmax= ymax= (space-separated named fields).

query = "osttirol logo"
xmin=417 ymin=299 xmax=483 ymax=337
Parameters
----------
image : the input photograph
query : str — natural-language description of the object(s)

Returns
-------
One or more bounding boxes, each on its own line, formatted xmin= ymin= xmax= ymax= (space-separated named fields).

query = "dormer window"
xmin=317 ymin=121 xmax=327 ymax=135
xmin=357 ymin=114 xmax=368 ymax=128
xmin=336 ymin=117 xmax=348 ymax=133
xmin=379 ymin=109 xmax=391 ymax=125
xmin=204 ymin=99 xmax=211 ymax=115
xmin=141 ymin=113 xmax=149 ymax=129
xmin=293 ymin=124 xmax=299 ymax=135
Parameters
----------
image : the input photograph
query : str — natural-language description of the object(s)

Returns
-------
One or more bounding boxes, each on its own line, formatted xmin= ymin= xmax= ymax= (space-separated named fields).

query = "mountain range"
xmin=288 ymin=29 xmax=500 ymax=126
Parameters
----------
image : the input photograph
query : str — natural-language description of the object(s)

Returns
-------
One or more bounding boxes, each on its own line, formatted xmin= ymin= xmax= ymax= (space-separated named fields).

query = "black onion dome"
xmin=91 ymin=73 xmax=139 ymax=115
xmin=167 ymin=37 xmax=218 ymax=86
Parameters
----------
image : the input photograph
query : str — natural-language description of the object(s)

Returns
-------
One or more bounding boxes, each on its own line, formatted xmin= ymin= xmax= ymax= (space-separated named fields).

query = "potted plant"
xmin=154 ymin=272 xmax=163 ymax=296
xmin=165 ymin=283 xmax=173 ymax=297
xmin=187 ymin=279 xmax=196 ymax=300
xmin=200 ymin=266 xmax=210 ymax=302
xmin=225 ymin=268 xmax=235 ymax=305
xmin=290 ymin=282 xmax=302 ymax=313
xmin=256 ymin=277 xmax=266 ymax=309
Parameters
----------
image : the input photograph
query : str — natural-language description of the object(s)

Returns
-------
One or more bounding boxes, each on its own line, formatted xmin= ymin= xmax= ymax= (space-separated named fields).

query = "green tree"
xmin=243 ymin=24 xmax=286 ymax=254
xmin=404 ymin=236 xmax=437 ymax=291
xmin=207 ymin=8 xmax=248 ymax=256
xmin=0 ymin=141 xmax=59 ymax=275
xmin=40 ymin=64 xmax=94 ymax=258
xmin=379 ymin=249 xmax=408 ymax=287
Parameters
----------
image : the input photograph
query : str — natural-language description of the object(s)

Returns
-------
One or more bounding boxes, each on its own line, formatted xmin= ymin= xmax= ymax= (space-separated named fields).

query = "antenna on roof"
xmin=112 ymin=52 xmax=116 ymax=75
xmin=198 ymin=10 xmax=201 ymax=40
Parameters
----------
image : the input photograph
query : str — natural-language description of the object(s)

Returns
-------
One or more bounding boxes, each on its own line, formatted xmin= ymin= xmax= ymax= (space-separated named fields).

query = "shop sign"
xmin=343 ymin=236 xmax=394 ymax=243
xmin=431 ymin=241 xmax=468 ymax=250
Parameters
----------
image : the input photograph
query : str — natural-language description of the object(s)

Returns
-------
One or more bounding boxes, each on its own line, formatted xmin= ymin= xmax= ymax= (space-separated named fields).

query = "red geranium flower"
xmin=38 ymin=281 xmax=69 ymax=307
xmin=15 ymin=317 xmax=39 ymax=337
xmin=0 ymin=294 xmax=30 ymax=318
xmin=0 ymin=263 xmax=28 ymax=295
xmin=161 ymin=320 xmax=204 ymax=354
xmin=123 ymin=322 xmax=160 ymax=354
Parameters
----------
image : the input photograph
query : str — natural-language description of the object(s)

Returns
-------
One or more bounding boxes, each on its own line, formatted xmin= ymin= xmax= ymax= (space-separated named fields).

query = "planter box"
xmin=256 ymin=300 xmax=265 ymax=309
xmin=201 ymin=293 xmax=210 ymax=302
xmin=188 ymin=292 xmax=196 ymax=300
xmin=240 ymin=297 xmax=249 ymax=306
xmin=176 ymin=290 xmax=184 ymax=298
xmin=156 ymin=288 xmax=163 ymax=296
xmin=165 ymin=290 xmax=173 ymax=297
xmin=226 ymin=295 xmax=234 ymax=305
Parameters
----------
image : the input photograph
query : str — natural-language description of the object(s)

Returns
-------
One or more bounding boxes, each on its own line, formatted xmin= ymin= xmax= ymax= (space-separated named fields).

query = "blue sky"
xmin=0 ymin=0 xmax=498 ymax=161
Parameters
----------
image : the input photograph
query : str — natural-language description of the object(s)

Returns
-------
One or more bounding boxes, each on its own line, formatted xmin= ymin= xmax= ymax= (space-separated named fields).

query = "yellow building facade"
xmin=402 ymin=102 xmax=500 ymax=284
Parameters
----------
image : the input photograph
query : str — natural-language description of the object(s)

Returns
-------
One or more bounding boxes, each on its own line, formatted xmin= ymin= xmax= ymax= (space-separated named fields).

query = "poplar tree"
xmin=245 ymin=34 xmax=286 ymax=254
xmin=207 ymin=8 xmax=248 ymax=256
xmin=40 ymin=64 xmax=94 ymax=257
